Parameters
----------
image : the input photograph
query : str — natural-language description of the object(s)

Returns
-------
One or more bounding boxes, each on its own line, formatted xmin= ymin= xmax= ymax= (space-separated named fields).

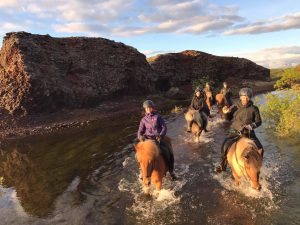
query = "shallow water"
xmin=0 ymin=96 xmax=299 ymax=225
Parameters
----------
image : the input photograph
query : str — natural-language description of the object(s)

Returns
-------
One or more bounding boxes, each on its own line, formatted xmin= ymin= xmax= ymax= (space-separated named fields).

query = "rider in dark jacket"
xmin=215 ymin=87 xmax=263 ymax=173
xmin=138 ymin=100 xmax=177 ymax=180
xmin=188 ymin=87 xmax=208 ymax=132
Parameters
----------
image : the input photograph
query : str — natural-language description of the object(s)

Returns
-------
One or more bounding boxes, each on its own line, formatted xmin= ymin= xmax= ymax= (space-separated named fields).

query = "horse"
xmin=185 ymin=108 xmax=204 ymax=142
xmin=215 ymin=93 xmax=225 ymax=114
xmin=205 ymin=90 xmax=214 ymax=110
xmin=226 ymin=137 xmax=263 ymax=190
xmin=134 ymin=137 xmax=172 ymax=195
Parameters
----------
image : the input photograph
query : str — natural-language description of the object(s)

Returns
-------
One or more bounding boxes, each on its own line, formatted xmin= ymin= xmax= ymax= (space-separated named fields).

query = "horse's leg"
xmin=232 ymin=169 xmax=240 ymax=186
xmin=143 ymin=177 xmax=151 ymax=194
xmin=250 ymin=172 xmax=261 ymax=190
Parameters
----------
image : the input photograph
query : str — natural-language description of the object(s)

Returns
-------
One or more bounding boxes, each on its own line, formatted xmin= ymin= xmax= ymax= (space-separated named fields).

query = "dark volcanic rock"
xmin=0 ymin=32 xmax=157 ymax=115
xmin=148 ymin=50 xmax=270 ymax=91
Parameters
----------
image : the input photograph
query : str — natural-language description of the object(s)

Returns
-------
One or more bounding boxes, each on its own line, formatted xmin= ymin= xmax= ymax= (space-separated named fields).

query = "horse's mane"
xmin=242 ymin=138 xmax=257 ymax=149
xmin=136 ymin=140 xmax=159 ymax=161
xmin=240 ymin=138 xmax=262 ymax=167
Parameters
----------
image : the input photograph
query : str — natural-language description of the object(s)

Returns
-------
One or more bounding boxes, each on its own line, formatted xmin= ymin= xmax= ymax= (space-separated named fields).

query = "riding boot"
xmin=215 ymin=155 xmax=227 ymax=173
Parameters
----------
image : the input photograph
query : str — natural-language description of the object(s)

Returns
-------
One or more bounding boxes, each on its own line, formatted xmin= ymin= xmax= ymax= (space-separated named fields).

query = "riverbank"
xmin=0 ymin=80 xmax=275 ymax=141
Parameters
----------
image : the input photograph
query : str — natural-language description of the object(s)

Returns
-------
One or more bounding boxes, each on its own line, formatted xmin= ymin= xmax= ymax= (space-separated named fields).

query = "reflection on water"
xmin=0 ymin=96 xmax=299 ymax=225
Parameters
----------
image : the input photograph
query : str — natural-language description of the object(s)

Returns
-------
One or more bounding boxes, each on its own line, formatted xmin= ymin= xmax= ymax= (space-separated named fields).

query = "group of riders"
xmin=137 ymin=81 xmax=263 ymax=180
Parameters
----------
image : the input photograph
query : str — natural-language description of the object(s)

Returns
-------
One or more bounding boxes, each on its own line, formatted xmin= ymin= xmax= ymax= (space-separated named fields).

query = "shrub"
xmin=274 ymin=67 xmax=300 ymax=89
xmin=260 ymin=89 xmax=300 ymax=137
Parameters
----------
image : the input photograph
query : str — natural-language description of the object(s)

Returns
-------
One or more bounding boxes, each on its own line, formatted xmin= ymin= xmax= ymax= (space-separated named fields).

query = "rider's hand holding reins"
xmin=156 ymin=135 xmax=161 ymax=143
xmin=222 ymin=106 xmax=230 ymax=114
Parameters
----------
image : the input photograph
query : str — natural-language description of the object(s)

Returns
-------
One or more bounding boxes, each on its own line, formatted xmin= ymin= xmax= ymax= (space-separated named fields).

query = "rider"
xmin=137 ymin=100 xmax=177 ymax=180
xmin=187 ymin=87 xmax=209 ymax=132
xmin=220 ymin=82 xmax=233 ymax=107
xmin=203 ymin=82 xmax=214 ymax=115
xmin=215 ymin=87 xmax=263 ymax=173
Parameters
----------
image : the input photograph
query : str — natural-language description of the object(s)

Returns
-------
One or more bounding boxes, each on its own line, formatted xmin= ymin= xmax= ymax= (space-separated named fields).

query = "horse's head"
xmin=242 ymin=146 xmax=263 ymax=190
xmin=134 ymin=140 xmax=158 ymax=190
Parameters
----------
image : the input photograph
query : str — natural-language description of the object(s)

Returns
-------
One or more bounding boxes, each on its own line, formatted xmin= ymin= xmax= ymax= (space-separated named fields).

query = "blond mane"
xmin=136 ymin=140 xmax=159 ymax=161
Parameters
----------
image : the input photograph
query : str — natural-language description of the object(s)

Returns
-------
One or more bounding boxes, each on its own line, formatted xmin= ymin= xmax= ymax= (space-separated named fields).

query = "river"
xmin=0 ymin=94 xmax=299 ymax=225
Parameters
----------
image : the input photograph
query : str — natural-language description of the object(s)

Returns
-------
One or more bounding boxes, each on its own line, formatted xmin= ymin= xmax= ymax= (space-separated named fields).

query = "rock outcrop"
xmin=148 ymin=50 xmax=270 ymax=91
xmin=0 ymin=33 xmax=270 ymax=115
xmin=0 ymin=32 xmax=157 ymax=115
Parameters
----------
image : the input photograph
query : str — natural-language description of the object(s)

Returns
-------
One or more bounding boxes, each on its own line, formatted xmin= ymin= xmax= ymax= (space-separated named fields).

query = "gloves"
xmin=243 ymin=124 xmax=253 ymax=131
xmin=156 ymin=135 xmax=161 ymax=143
xmin=139 ymin=136 xmax=145 ymax=142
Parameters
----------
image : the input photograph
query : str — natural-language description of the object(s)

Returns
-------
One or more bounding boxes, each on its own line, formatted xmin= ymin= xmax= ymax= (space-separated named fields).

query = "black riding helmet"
xmin=143 ymin=100 xmax=155 ymax=108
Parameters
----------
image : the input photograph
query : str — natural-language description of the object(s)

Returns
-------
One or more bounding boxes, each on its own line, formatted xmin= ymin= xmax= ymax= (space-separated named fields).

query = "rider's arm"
xmin=190 ymin=96 xmax=196 ymax=110
xmin=137 ymin=119 xmax=146 ymax=140
xmin=224 ymin=105 xmax=237 ymax=121
xmin=158 ymin=116 xmax=167 ymax=138
xmin=252 ymin=106 xmax=262 ymax=129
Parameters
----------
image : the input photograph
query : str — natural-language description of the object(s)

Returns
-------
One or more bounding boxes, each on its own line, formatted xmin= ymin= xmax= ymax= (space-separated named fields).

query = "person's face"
xmin=240 ymin=95 xmax=250 ymax=106
xmin=224 ymin=83 xmax=227 ymax=88
xmin=195 ymin=91 xmax=201 ymax=97
xmin=145 ymin=107 xmax=153 ymax=113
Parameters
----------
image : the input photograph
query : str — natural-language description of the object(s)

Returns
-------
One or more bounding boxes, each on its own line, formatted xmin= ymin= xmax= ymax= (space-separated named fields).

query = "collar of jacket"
xmin=237 ymin=100 xmax=253 ymax=108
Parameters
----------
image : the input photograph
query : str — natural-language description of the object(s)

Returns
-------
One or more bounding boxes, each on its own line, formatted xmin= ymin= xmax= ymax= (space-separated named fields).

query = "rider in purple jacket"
xmin=138 ymin=109 xmax=167 ymax=140
xmin=137 ymin=100 xmax=176 ymax=180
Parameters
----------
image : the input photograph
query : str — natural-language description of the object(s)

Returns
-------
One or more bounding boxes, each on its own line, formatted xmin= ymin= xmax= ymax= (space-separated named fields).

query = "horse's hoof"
xmin=153 ymin=190 xmax=160 ymax=198
xmin=143 ymin=187 xmax=150 ymax=195
xmin=234 ymin=182 xmax=240 ymax=186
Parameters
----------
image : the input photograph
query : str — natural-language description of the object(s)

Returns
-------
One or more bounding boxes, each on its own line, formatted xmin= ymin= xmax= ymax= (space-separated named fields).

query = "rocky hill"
xmin=0 ymin=32 xmax=270 ymax=115
xmin=0 ymin=32 xmax=157 ymax=115
xmin=148 ymin=50 xmax=270 ymax=91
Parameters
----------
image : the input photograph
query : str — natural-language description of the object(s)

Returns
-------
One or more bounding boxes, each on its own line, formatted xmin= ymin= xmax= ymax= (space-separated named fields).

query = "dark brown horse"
xmin=227 ymin=137 xmax=263 ymax=190
xmin=134 ymin=137 xmax=172 ymax=195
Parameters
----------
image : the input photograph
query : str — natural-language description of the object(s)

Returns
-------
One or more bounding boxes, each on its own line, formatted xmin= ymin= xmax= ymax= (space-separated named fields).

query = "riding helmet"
xmin=143 ymin=100 xmax=155 ymax=108
xmin=239 ymin=87 xmax=253 ymax=98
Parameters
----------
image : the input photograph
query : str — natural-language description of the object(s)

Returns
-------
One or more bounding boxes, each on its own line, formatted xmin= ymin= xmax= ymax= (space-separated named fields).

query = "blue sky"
xmin=1 ymin=0 xmax=300 ymax=68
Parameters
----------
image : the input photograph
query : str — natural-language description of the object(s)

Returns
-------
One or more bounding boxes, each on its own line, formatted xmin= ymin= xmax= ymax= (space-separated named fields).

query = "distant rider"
xmin=187 ymin=87 xmax=209 ymax=132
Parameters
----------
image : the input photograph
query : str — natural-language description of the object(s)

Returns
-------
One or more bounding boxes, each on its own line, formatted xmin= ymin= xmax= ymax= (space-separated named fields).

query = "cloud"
xmin=0 ymin=0 xmax=299 ymax=37
xmin=225 ymin=46 xmax=300 ymax=68
xmin=223 ymin=12 xmax=300 ymax=35
xmin=141 ymin=49 xmax=173 ymax=56
xmin=0 ymin=0 xmax=245 ymax=37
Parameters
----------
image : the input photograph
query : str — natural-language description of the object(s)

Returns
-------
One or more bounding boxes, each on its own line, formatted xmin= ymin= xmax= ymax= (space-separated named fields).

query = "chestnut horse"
xmin=185 ymin=108 xmax=203 ymax=142
xmin=134 ymin=137 xmax=172 ymax=195
xmin=227 ymin=137 xmax=263 ymax=190
xmin=215 ymin=93 xmax=225 ymax=114
xmin=205 ymin=90 xmax=214 ymax=110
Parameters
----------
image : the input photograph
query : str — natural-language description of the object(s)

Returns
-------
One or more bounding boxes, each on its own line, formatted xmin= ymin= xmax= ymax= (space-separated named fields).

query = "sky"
xmin=0 ymin=0 xmax=300 ymax=68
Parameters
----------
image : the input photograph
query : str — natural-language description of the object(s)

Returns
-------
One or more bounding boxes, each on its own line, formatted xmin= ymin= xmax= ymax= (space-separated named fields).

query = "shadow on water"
xmin=0 ymin=95 xmax=299 ymax=225
xmin=0 ymin=113 xmax=140 ymax=221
